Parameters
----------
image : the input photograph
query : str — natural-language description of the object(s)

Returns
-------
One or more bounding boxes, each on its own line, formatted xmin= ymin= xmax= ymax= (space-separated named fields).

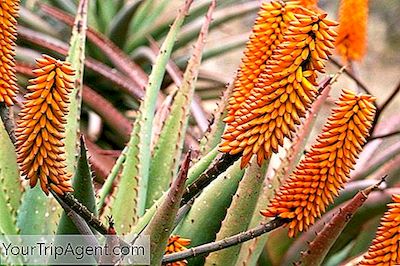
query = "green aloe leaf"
xmin=96 ymin=0 xmax=118 ymax=33
xmin=0 ymin=182 xmax=18 ymax=235
xmin=0 ymin=119 xmax=21 ymax=212
xmin=199 ymin=82 xmax=232 ymax=155
xmin=176 ymin=34 xmax=247 ymax=67
xmin=135 ymin=0 xmax=194 ymax=216
xmin=57 ymin=137 xmax=97 ymax=235
xmin=174 ymin=1 xmax=259 ymax=50
xmin=146 ymin=0 xmax=215 ymax=208
xmin=130 ymin=146 xmax=219 ymax=236
xmin=143 ymin=152 xmax=191 ymax=265
xmin=19 ymin=7 xmax=58 ymax=37
xmin=205 ymin=158 xmax=269 ymax=265
xmin=174 ymin=160 xmax=244 ymax=266
xmin=109 ymin=122 xmax=140 ymax=234
xmin=125 ymin=0 xmax=170 ymax=51
xmin=129 ymin=0 xmax=155 ymax=32
xmin=17 ymin=186 xmax=61 ymax=235
xmin=96 ymin=146 xmax=128 ymax=211
xmin=111 ymin=0 xmax=195 ymax=233
xmin=346 ymin=216 xmax=380 ymax=258
xmin=65 ymin=0 xmax=89 ymax=174
xmin=126 ymin=0 xmax=244 ymax=51
xmin=49 ymin=0 xmax=76 ymax=14
xmin=281 ymin=189 xmax=400 ymax=265
xmin=108 ymin=0 xmax=143 ymax=47
xmin=299 ymin=182 xmax=380 ymax=266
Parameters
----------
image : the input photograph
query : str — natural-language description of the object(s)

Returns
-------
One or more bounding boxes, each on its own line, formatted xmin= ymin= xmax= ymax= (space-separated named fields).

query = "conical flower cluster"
xmin=225 ymin=1 xmax=300 ymax=123
xmin=221 ymin=6 xmax=338 ymax=168
xmin=16 ymin=55 xmax=75 ymax=195
xmin=0 ymin=0 xmax=20 ymax=106
xmin=165 ymin=235 xmax=191 ymax=266
xmin=261 ymin=89 xmax=376 ymax=237
xmin=336 ymin=0 xmax=368 ymax=61
xmin=359 ymin=194 xmax=400 ymax=266
xmin=298 ymin=0 xmax=319 ymax=9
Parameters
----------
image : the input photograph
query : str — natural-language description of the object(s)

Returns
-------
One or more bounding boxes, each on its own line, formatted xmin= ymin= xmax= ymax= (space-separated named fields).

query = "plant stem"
xmin=60 ymin=192 xmax=108 ymax=235
xmin=370 ymin=80 xmax=400 ymax=136
xmin=369 ymin=130 xmax=400 ymax=141
xmin=330 ymin=58 xmax=372 ymax=96
xmin=52 ymin=189 xmax=98 ymax=236
xmin=180 ymin=152 xmax=242 ymax=206
xmin=0 ymin=103 xmax=16 ymax=145
xmin=162 ymin=217 xmax=288 ymax=263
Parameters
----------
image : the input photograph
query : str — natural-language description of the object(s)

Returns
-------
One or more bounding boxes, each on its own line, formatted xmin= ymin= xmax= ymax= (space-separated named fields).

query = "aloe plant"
xmin=1 ymin=0 xmax=400 ymax=265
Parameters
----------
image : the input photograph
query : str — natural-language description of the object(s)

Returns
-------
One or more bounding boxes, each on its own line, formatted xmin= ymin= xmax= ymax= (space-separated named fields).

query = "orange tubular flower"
xmin=261 ymin=89 xmax=376 ymax=237
xmin=220 ymin=8 xmax=337 ymax=168
xmin=227 ymin=1 xmax=315 ymax=125
xmin=336 ymin=0 xmax=368 ymax=62
xmin=0 ymin=0 xmax=20 ymax=106
xmin=16 ymin=55 xmax=75 ymax=195
xmin=165 ymin=235 xmax=191 ymax=266
xmin=226 ymin=1 xmax=303 ymax=123
xmin=359 ymin=194 xmax=400 ymax=265
xmin=298 ymin=0 xmax=319 ymax=9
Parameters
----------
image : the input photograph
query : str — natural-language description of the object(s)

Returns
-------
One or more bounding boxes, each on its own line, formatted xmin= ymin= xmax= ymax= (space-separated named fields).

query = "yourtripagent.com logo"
xmin=0 ymin=235 xmax=150 ymax=265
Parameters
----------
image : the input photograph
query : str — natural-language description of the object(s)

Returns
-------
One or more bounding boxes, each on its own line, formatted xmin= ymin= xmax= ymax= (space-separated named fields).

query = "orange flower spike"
xmin=261 ymin=89 xmax=376 ymax=237
xmin=164 ymin=235 xmax=191 ymax=266
xmin=0 ymin=0 xmax=20 ymax=106
xmin=359 ymin=194 xmax=400 ymax=266
xmin=336 ymin=0 xmax=368 ymax=61
xmin=16 ymin=55 xmax=75 ymax=195
xmin=225 ymin=1 xmax=300 ymax=123
xmin=220 ymin=9 xmax=338 ymax=168
xmin=298 ymin=0 xmax=319 ymax=9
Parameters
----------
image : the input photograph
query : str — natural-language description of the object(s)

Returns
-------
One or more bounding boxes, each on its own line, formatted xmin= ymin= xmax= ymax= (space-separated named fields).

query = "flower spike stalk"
xmin=336 ymin=0 xmax=368 ymax=62
xmin=359 ymin=194 xmax=400 ymax=266
xmin=16 ymin=55 xmax=75 ymax=195
xmin=165 ymin=235 xmax=191 ymax=266
xmin=0 ymin=0 xmax=20 ymax=106
xmin=221 ymin=6 xmax=338 ymax=168
xmin=261 ymin=89 xmax=376 ymax=237
xmin=226 ymin=1 xmax=300 ymax=123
